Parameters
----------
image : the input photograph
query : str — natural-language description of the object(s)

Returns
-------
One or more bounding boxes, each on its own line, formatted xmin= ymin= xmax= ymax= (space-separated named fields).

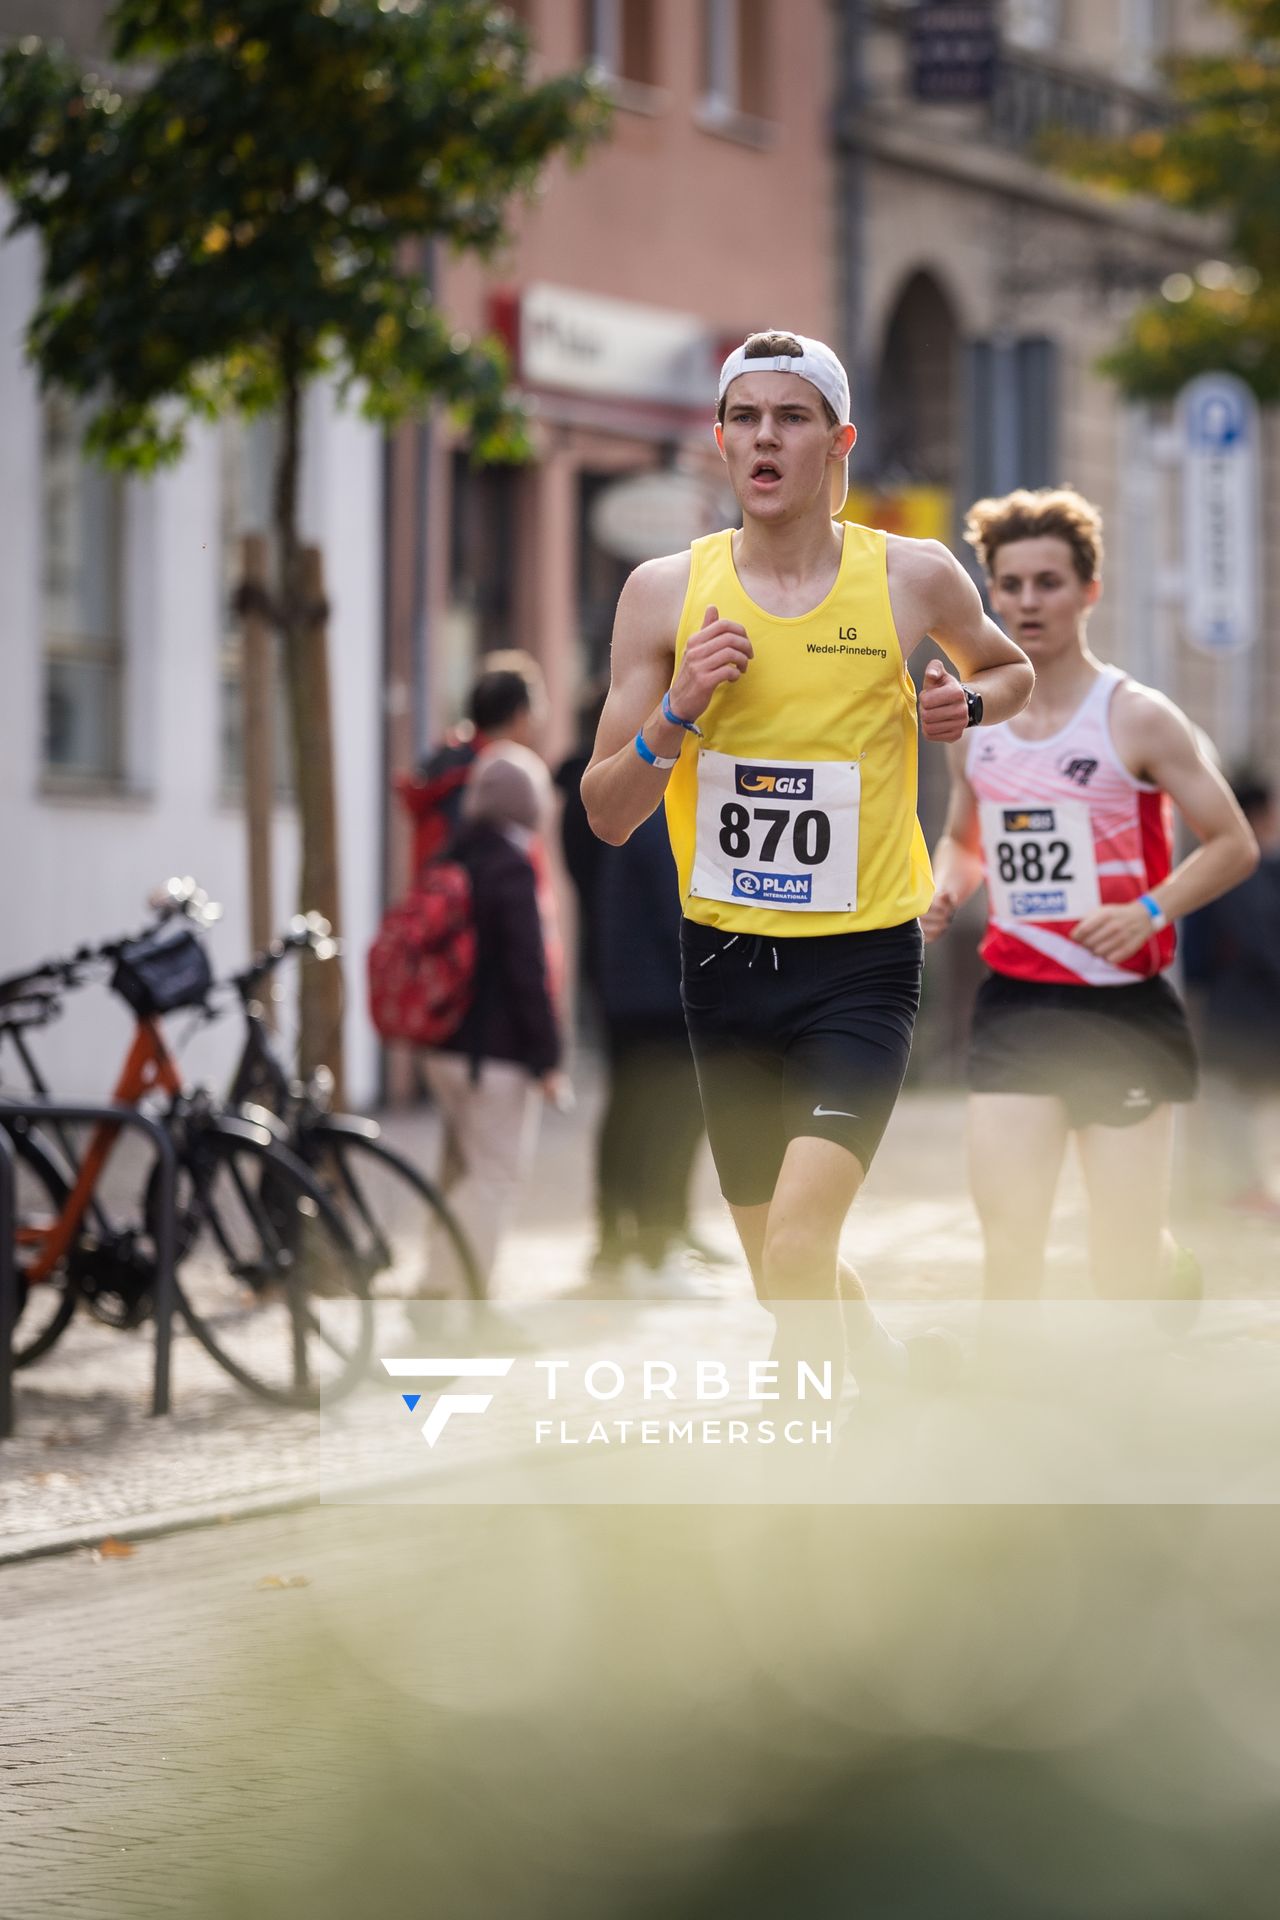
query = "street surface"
xmin=3 ymin=1069 xmax=1280 ymax=1915
xmin=4 ymin=1495 xmax=1280 ymax=1917
xmin=2 ymin=1077 xmax=1278 ymax=1553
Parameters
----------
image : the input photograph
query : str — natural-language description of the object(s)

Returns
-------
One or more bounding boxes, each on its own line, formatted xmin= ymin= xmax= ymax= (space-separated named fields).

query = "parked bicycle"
xmin=0 ymin=901 xmax=373 ymax=1407
xmin=157 ymin=883 xmax=482 ymax=1302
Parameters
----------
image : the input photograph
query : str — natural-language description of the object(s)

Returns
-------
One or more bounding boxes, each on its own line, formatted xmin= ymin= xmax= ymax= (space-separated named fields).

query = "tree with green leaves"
xmin=1052 ymin=0 xmax=1280 ymax=400
xmin=0 ymin=0 xmax=608 ymax=1088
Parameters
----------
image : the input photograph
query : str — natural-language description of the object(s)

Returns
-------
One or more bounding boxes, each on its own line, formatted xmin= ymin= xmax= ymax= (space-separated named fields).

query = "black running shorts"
xmin=968 ymin=969 xmax=1199 ymax=1130
xmin=679 ymin=918 xmax=923 ymax=1207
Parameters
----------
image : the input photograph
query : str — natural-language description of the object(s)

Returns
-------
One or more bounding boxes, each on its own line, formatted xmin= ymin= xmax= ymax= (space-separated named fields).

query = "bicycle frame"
xmin=20 ymin=1020 xmax=183 ymax=1285
xmin=225 ymin=1002 xmax=291 ymax=1117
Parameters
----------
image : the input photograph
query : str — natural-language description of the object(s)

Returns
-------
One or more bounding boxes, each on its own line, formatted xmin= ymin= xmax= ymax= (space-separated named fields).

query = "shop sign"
xmin=590 ymin=471 xmax=719 ymax=564
xmin=1179 ymin=371 xmax=1260 ymax=657
xmin=909 ymin=3 xmax=998 ymax=102
xmin=521 ymin=285 xmax=717 ymax=408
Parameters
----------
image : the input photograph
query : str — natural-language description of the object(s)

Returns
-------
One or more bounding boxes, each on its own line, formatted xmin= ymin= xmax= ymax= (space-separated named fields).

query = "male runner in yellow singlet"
xmin=582 ymin=329 xmax=1033 ymax=1388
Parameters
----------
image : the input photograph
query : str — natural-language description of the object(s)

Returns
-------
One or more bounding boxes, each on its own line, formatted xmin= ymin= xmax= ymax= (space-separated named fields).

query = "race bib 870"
xmin=979 ymin=798 xmax=1101 ymax=923
xmin=689 ymin=749 xmax=860 ymax=914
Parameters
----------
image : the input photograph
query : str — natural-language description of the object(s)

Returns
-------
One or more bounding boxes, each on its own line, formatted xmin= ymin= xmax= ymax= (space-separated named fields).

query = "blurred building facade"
xmin=385 ymin=0 xmax=838 ymax=859
xmin=0 ymin=0 xmax=1274 ymax=1098
xmin=385 ymin=0 xmax=1276 ymax=1075
xmin=0 ymin=0 xmax=387 ymax=1101
xmin=833 ymin=0 xmax=1278 ymax=1063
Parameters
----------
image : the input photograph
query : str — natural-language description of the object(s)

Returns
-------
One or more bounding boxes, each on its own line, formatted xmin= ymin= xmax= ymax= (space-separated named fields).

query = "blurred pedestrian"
xmin=421 ymin=742 xmax=565 ymax=1294
xmin=591 ymin=812 xmax=714 ymax=1294
xmin=925 ymin=486 xmax=1259 ymax=1302
xmin=554 ymin=682 xmax=610 ymax=963
xmin=397 ymin=651 xmax=547 ymax=878
xmin=557 ymin=687 xmax=717 ymax=1294
xmin=1182 ymin=774 xmax=1280 ymax=1215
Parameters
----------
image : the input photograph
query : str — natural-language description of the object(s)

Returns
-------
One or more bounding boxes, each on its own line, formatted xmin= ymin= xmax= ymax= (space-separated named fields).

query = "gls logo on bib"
xmin=732 ymin=870 xmax=813 ymax=904
xmin=735 ymin=765 xmax=815 ymax=800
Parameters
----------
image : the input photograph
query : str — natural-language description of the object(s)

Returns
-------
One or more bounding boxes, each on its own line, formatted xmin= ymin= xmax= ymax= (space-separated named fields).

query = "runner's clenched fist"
xmin=667 ymin=605 xmax=753 ymax=725
xmin=919 ymin=658 xmax=970 ymax=743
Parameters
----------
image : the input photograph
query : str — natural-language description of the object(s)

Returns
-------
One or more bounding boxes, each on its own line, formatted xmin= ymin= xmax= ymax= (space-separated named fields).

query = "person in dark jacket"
xmin=590 ymin=809 xmax=710 ymax=1294
xmin=422 ymin=742 xmax=564 ymax=1292
xmin=1182 ymin=775 xmax=1280 ymax=1212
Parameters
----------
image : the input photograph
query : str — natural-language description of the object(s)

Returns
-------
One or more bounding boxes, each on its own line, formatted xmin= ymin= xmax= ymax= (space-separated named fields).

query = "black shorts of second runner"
xmin=680 ymin=917 xmax=923 ymax=1207
xmin=969 ymin=969 xmax=1199 ymax=1129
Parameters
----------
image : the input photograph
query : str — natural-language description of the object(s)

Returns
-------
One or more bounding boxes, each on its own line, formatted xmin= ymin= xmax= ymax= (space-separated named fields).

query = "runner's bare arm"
xmin=1072 ymin=687 xmax=1259 ymax=964
xmin=923 ymin=741 xmax=987 ymax=943
xmin=887 ymin=538 xmax=1034 ymax=740
xmin=582 ymin=555 xmax=752 ymax=846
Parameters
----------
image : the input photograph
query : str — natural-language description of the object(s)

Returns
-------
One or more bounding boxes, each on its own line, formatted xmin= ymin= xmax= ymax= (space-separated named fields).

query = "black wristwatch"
xmin=963 ymin=686 xmax=984 ymax=729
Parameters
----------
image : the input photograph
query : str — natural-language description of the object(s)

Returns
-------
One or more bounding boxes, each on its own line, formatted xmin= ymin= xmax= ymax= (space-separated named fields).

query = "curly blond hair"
xmin=964 ymin=487 xmax=1104 ymax=584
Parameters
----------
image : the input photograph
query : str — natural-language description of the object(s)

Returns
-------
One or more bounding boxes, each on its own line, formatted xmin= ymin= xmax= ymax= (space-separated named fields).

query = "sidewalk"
xmin=1 ymin=1070 xmax=1275 ymax=1559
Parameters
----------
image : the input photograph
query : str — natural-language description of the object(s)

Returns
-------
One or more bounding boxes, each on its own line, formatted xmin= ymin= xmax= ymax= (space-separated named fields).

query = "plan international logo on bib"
xmin=732 ymin=869 xmax=813 ymax=904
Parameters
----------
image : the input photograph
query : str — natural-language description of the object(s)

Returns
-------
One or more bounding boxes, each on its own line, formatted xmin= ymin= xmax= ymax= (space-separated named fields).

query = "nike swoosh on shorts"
xmin=812 ymin=1106 xmax=858 ymax=1120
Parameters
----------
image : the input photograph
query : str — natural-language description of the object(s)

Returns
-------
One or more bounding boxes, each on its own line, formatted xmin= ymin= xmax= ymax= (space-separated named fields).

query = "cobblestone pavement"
xmin=5 ymin=1483 xmax=1280 ymax=1918
xmin=2 ymin=1076 xmax=1277 ymax=1558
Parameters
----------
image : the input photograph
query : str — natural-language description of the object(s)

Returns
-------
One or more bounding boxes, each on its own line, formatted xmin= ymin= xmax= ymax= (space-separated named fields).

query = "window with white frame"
xmin=1121 ymin=0 xmax=1166 ymax=84
xmin=702 ymin=0 xmax=770 ymax=122
xmin=41 ymin=393 xmax=127 ymax=786
xmin=1005 ymin=0 xmax=1062 ymax=52
xmin=219 ymin=413 xmax=292 ymax=796
xmin=585 ymin=0 xmax=658 ymax=88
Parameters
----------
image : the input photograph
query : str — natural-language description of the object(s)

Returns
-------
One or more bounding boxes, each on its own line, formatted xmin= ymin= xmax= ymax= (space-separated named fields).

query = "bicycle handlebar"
xmin=0 ymin=877 xmax=224 ymax=1002
xmin=230 ymin=913 xmax=340 ymax=994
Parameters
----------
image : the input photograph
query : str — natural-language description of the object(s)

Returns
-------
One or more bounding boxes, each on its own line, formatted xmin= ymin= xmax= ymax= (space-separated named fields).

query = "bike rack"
xmin=0 ymin=1128 xmax=15 ymax=1440
xmin=0 ymin=1104 xmax=179 ymax=1439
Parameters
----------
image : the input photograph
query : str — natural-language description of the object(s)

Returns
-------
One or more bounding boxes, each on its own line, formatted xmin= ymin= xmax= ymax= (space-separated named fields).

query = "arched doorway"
xmin=874 ymin=269 xmax=961 ymax=489
xmin=871 ymin=270 xmax=974 ymax=1082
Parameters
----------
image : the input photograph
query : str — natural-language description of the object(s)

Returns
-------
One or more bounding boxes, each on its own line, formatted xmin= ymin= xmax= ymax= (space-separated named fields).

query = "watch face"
xmin=965 ymin=689 xmax=984 ymax=728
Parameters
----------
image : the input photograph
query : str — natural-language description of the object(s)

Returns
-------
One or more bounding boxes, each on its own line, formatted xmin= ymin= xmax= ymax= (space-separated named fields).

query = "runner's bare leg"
xmin=968 ymin=1092 xmax=1070 ymax=1298
xmin=1075 ymin=1104 xmax=1175 ymax=1298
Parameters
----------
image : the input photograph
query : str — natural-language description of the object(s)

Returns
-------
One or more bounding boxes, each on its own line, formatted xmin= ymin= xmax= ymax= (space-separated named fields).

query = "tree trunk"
xmin=274 ymin=369 xmax=347 ymax=1104
xmin=239 ymin=531 xmax=275 ymax=981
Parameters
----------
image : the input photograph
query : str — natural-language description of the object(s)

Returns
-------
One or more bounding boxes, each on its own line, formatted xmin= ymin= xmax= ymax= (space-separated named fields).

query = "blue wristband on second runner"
xmin=1138 ymin=892 xmax=1168 ymax=932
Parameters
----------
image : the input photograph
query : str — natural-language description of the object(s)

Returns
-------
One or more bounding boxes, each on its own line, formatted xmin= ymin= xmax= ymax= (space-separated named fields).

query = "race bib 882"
xmin=979 ymin=798 xmax=1101 ymax=922
xmin=689 ymin=749 xmax=860 ymax=913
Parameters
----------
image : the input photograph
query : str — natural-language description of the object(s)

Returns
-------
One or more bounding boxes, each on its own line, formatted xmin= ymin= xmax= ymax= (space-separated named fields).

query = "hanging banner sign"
xmin=1179 ymin=371 xmax=1261 ymax=657
xmin=909 ymin=3 xmax=998 ymax=103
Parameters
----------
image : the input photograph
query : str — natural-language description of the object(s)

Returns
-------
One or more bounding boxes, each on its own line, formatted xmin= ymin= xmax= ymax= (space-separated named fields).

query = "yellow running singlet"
xmin=663 ymin=523 xmax=934 ymax=936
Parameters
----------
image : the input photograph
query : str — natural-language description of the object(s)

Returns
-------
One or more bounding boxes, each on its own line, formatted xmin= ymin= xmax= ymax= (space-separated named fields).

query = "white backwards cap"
xmin=717 ymin=333 xmax=852 ymax=513
xmin=717 ymin=333 xmax=851 ymax=425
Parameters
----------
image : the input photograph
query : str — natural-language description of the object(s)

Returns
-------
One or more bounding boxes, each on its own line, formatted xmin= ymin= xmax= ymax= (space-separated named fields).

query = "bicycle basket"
xmin=111 ymin=925 xmax=213 ymax=1017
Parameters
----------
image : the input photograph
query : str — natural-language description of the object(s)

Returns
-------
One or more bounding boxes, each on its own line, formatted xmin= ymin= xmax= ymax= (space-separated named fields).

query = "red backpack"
xmin=367 ymin=862 xmax=477 ymax=1048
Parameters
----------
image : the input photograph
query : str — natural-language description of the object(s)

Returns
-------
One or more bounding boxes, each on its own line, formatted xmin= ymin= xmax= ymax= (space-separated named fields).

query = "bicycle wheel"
xmin=171 ymin=1127 xmax=373 ymax=1407
xmin=302 ymin=1122 xmax=483 ymax=1301
xmin=4 ymin=1126 xmax=80 ymax=1365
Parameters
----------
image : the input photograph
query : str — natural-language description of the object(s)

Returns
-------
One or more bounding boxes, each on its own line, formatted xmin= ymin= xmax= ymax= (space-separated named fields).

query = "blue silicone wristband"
xmin=1138 ymin=893 xmax=1167 ymax=928
xmin=662 ymin=691 xmax=703 ymax=737
xmin=634 ymin=730 xmax=677 ymax=770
